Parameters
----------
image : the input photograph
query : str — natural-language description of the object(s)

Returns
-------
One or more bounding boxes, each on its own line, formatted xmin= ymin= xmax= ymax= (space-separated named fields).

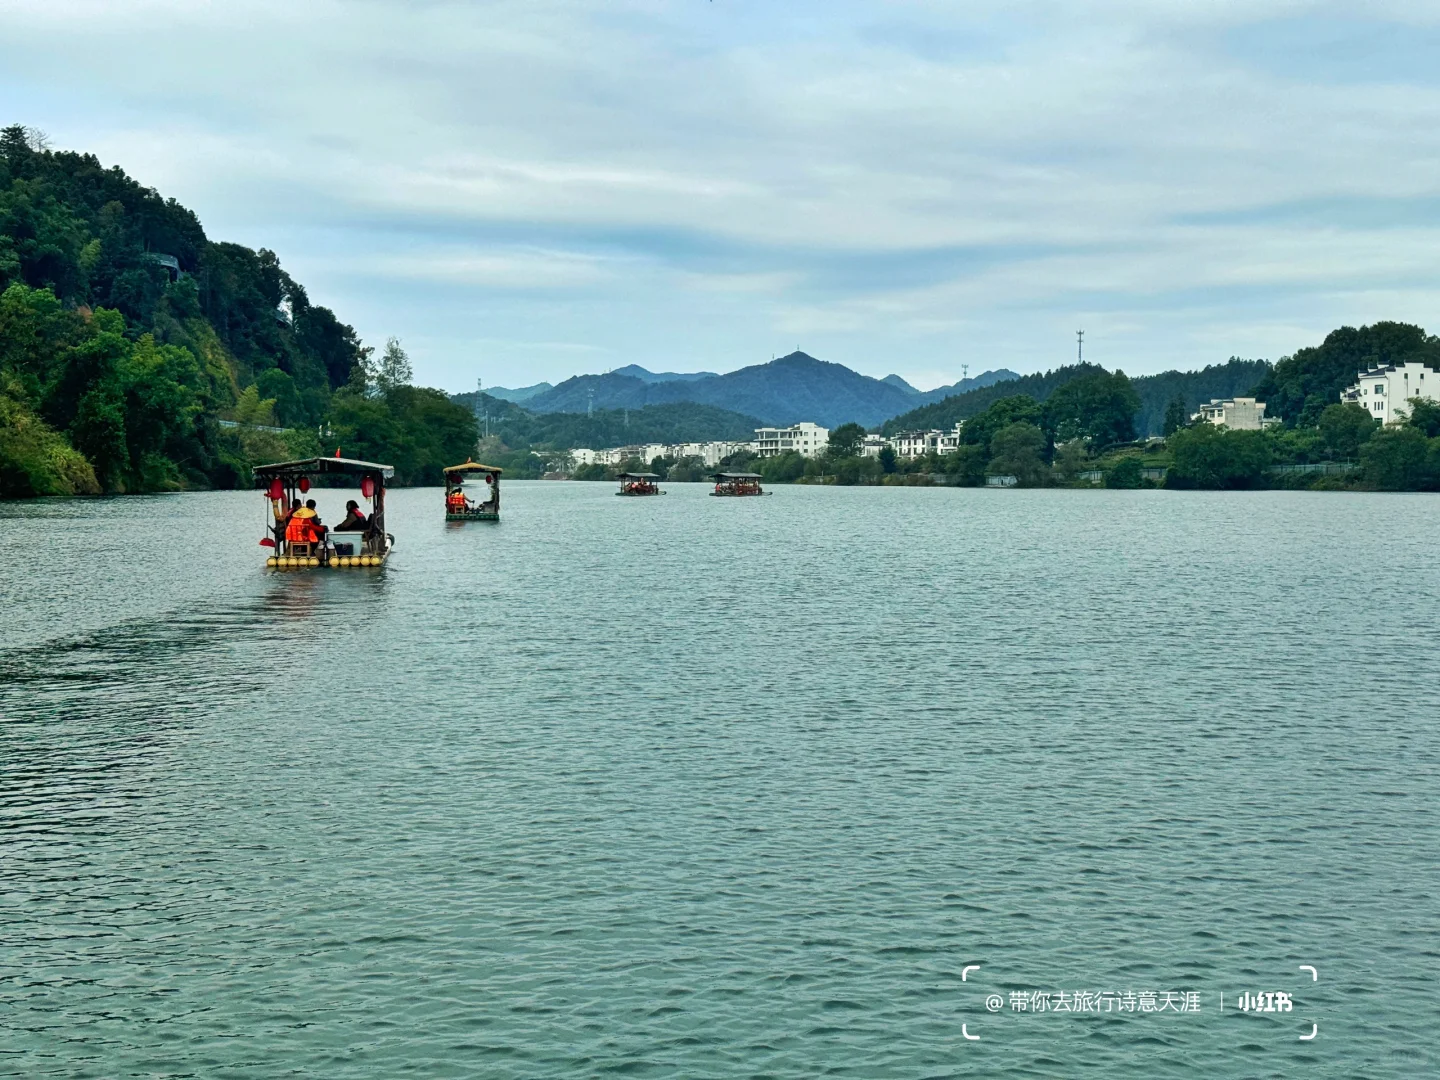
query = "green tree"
xmin=826 ymin=422 xmax=866 ymax=457
xmin=376 ymin=336 xmax=412 ymax=394
xmin=1360 ymin=427 xmax=1434 ymax=490
xmin=1043 ymin=370 xmax=1140 ymax=446
xmin=939 ymin=444 xmax=986 ymax=485
xmin=1162 ymin=395 xmax=1187 ymax=437
xmin=1317 ymin=403 xmax=1377 ymax=459
xmin=255 ymin=368 xmax=303 ymax=426
xmin=959 ymin=395 xmax=1046 ymax=449
xmin=1167 ymin=423 xmax=1271 ymax=488
xmin=756 ymin=450 xmax=805 ymax=483
xmin=1403 ymin=396 xmax=1440 ymax=437
xmin=232 ymin=384 xmax=276 ymax=426
xmin=877 ymin=443 xmax=896 ymax=473
xmin=1051 ymin=439 xmax=1089 ymax=482
xmin=988 ymin=422 xmax=1047 ymax=485
xmin=1105 ymin=456 xmax=1143 ymax=488
xmin=830 ymin=454 xmax=882 ymax=485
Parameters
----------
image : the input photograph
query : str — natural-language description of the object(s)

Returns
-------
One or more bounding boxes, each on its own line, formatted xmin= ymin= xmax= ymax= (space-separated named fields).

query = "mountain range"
xmin=514 ymin=352 xmax=1018 ymax=428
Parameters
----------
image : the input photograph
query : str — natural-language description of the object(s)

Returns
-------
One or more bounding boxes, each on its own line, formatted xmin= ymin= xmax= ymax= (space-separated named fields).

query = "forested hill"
xmin=883 ymin=358 xmax=1273 ymax=437
xmin=449 ymin=394 xmax=761 ymax=449
xmin=0 ymin=124 xmax=477 ymax=496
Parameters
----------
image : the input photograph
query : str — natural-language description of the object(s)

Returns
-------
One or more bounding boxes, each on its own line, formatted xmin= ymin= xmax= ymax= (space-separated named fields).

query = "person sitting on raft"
xmin=285 ymin=502 xmax=319 ymax=550
xmin=446 ymin=485 xmax=469 ymax=512
xmin=303 ymin=499 xmax=327 ymax=541
xmin=337 ymin=499 xmax=367 ymax=531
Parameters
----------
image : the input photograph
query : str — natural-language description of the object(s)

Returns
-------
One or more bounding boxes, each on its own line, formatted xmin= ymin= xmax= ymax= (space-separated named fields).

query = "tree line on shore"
xmin=577 ymin=324 xmax=1440 ymax=492
xmin=0 ymin=125 xmax=477 ymax=497
xmin=7 ymin=125 xmax=1440 ymax=497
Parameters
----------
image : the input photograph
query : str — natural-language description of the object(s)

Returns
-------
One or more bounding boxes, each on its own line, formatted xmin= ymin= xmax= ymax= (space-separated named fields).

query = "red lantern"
xmin=299 ymin=476 xmax=310 ymax=493
xmin=267 ymin=478 xmax=284 ymax=500
xmin=485 ymin=473 xmax=494 ymax=485
xmin=361 ymin=475 xmax=375 ymax=500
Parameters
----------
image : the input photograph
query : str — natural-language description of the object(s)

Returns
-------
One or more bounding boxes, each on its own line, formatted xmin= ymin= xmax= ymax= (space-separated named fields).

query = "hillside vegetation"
xmin=883 ymin=358 xmax=1272 ymax=437
xmin=0 ymin=124 xmax=476 ymax=496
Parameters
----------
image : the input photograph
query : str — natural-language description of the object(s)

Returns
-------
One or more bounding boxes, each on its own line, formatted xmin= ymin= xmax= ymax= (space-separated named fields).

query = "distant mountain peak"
xmin=610 ymin=363 xmax=719 ymax=384
xmin=882 ymin=374 xmax=920 ymax=395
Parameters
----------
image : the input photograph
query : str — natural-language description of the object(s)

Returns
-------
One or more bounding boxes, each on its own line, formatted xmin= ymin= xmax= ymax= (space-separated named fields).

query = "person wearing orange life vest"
xmin=446 ymin=485 xmax=469 ymax=512
xmin=285 ymin=503 xmax=319 ymax=549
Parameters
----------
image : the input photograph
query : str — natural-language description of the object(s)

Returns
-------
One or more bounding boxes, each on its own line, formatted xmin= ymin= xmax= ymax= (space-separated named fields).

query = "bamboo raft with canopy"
xmin=710 ymin=470 xmax=768 ymax=496
xmin=444 ymin=461 xmax=501 ymax=520
xmin=256 ymin=455 xmax=395 ymax=569
xmin=617 ymin=471 xmax=663 ymax=496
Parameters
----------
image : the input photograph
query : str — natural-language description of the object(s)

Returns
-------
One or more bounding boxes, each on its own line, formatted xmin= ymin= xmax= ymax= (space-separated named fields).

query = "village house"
xmin=1339 ymin=362 xmax=1440 ymax=424
xmin=1189 ymin=397 xmax=1278 ymax=431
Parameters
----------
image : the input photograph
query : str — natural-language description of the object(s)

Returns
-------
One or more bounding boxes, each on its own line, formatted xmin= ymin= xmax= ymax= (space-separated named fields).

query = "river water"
xmin=1 ymin=483 xmax=1436 ymax=1078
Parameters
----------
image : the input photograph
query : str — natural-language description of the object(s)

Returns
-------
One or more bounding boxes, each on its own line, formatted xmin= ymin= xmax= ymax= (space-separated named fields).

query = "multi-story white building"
xmin=890 ymin=430 xmax=933 ymax=458
xmin=1339 ymin=362 xmax=1440 ymax=424
xmin=1189 ymin=397 xmax=1278 ymax=431
xmin=889 ymin=425 xmax=964 ymax=458
xmin=754 ymin=422 xmax=829 ymax=457
xmin=860 ymin=434 xmax=890 ymax=458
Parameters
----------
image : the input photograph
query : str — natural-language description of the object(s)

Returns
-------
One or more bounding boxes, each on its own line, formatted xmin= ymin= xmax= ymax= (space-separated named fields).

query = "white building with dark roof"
xmin=1339 ymin=361 xmax=1440 ymax=424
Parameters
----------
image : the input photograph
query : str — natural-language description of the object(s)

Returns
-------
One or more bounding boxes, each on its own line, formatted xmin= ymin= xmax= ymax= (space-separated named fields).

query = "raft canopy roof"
xmin=712 ymin=471 xmax=762 ymax=479
xmin=253 ymin=456 xmax=394 ymax=481
xmin=444 ymin=461 xmax=503 ymax=475
xmin=618 ymin=472 xmax=659 ymax=479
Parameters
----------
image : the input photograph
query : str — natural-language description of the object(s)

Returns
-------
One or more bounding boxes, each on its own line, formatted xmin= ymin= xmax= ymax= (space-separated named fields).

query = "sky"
xmin=4 ymin=0 xmax=1440 ymax=392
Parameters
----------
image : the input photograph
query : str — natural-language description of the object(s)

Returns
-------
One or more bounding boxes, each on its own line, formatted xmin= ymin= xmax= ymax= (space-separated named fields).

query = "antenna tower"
xmin=587 ymin=386 xmax=594 ymax=417
xmin=1077 ymin=329 xmax=1085 ymax=363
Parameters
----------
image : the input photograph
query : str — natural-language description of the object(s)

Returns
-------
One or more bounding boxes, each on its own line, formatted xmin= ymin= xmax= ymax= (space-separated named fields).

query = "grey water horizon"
xmin=2 ymin=483 xmax=1436 ymax=1078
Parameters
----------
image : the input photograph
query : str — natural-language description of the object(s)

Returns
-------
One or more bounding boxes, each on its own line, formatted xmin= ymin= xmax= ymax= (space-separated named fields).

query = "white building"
xmin=1339 ymin=362 xmax=1440 ymax=424
xmin=1190 ymin=397 xmax=1278 ymax=431
xmin=860 ymin=434 xmax=890 ymax=458
xmin=890 ymin=430 xmax=933 ymax=458
xmin=754 ymin=422 xmax=829 ymax=457
xmin=572 ymin=440 xmax=751 ymax=468
xmin=889 ymin=425 xmax=964 ymax=458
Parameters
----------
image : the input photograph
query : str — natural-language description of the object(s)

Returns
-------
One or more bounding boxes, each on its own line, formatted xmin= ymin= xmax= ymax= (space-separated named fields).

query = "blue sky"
xmin=4 ymin=0 xmax=1439 ymax=391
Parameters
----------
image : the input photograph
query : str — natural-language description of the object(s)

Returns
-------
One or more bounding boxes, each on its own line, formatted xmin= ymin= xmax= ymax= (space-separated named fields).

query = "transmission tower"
xmin=1077 ymin=329 xmax=1084 ymax=363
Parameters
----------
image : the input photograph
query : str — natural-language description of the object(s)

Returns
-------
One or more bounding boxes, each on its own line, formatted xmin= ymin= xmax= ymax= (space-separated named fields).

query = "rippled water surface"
xmin=2 ymin=483 xmax=1437 ymax=1078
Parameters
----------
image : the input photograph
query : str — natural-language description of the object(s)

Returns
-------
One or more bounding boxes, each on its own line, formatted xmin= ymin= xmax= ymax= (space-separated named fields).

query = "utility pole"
xmin=1077 ymin=329 xmax=1084 ymax=363
xmin=961 ymin=363 xmax=969 ymax=383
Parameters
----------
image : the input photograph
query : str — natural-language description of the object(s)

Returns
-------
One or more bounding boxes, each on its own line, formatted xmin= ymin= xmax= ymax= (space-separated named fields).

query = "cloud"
xmin=4 ymin=0 xmax=1440 ymax=389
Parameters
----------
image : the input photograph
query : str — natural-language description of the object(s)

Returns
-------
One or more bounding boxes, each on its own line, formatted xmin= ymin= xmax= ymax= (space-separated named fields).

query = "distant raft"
xmin=255 ymin=455 xmax=395 ymax=570
xmin=444 ymin=461 xmax=502 ymax=521
xmin=617 ymin=472 xmax=663 ymax=496
xmin=710 ymin=471 xmax=768 ymax=496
